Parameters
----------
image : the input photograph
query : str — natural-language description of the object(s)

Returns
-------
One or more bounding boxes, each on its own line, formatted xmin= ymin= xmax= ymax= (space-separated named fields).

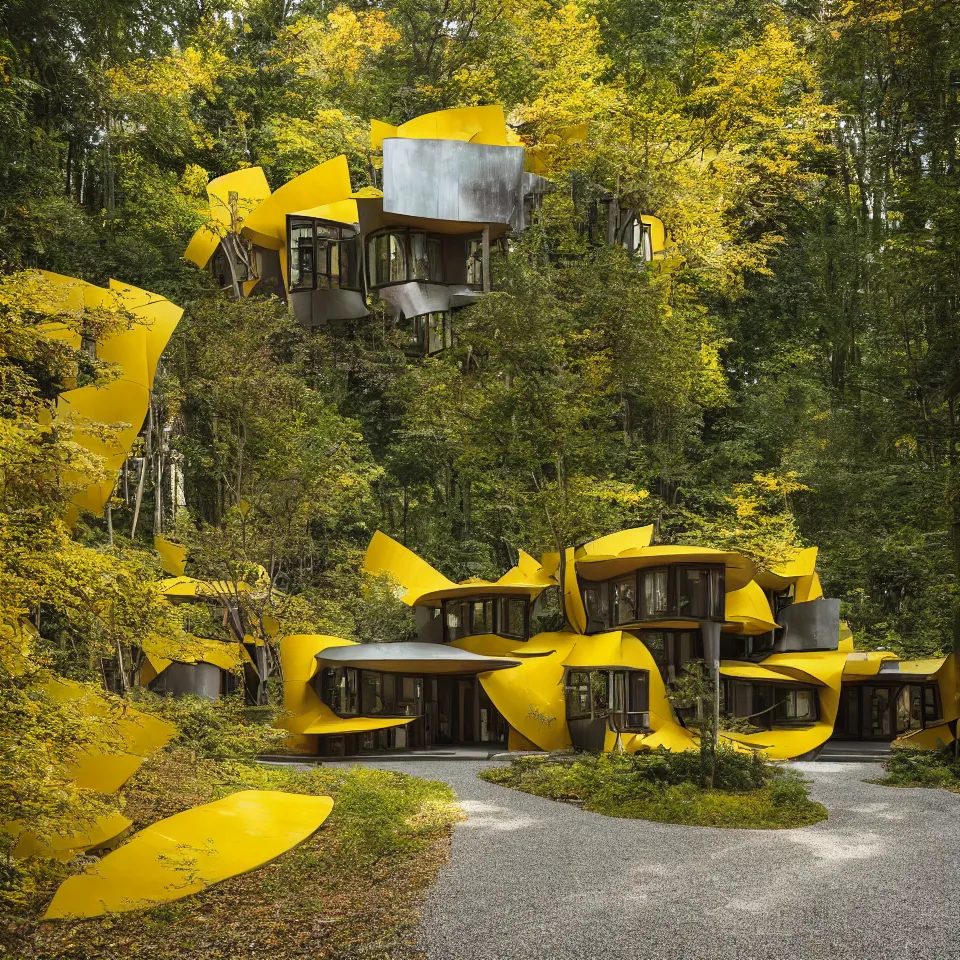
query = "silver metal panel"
xmin=315 ymin=641 xmax=519 ymax=673
xmin=775 ymin=598 xmax=841 ymax=652
xmin=153 ymin=661 xmax=222 ymax=699
xmin=377 ymin=281 xmax=452 ymax=320
xmin=382 ymin=139 xmax=527 ymax=228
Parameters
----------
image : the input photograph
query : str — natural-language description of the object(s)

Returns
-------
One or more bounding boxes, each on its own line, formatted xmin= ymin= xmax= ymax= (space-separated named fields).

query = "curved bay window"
xmin=442 ymin=595 xmax=530 ymax=643
xmin=367 ymin=228 xmax=445 ymax=289
xmin=564 ymin=669 xmax=650 ymax=731
xmin=320 ymin=666 xmax=423 ymax=718
xmin=402 ymin=311 xmax=453 ymax=355
xmin=580 ymin=564 xmax=725 ymax=633
xmin=288 ymin=218 xmax=361 ymax=292
xmin=723 ymin=679 xmax=819 ymax=730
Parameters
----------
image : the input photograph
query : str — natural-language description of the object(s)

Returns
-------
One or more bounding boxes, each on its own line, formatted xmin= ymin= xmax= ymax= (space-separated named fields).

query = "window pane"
xmin=328 ymin=241 xmax=340 ymax=288
xmin=678 ymin=568 xmax=711 ymax=618
xmin=612 ymin=575 xmax=637 ymax=625
xmin=471 ymin=600 xmax=493 ymax=635
xmin=316 ymin=239 xmax=329 ymax=289
xmin=290 ymin=220 xmax=314 ymax=289
xmin=342 ymin=667 xmax=359 ymax=715
xmin=410 ymin=232 xmax=429 ymax=280
xmin=923 ymin=686 xmax=940 ymax=722
xmin=428 ymin=238 xmax=444 ymax=281
xmin=565 ymin=671 xmax=591 ymax=719
xmin=466 ymin=238 xmax=483 ymax=286
xmin=642 ymin=569 xmax=668 ymax=618
xmin=641 ymin=224 xmax=653 ymax=262
xmin=427 ymin=312 xmax=445 ymax=354
xmin=362 ymin=672 xmax=383 ymax=714
xmin=583 ymin=584 xmax=609 ymax=630
xmin=643 ymin=631 xmax=667 ymax=675
xmin=628 ymin=671 xmax=649 ymax=714
xmin=709 ymin=569 xmax=725 ymax=618
xmin=591 ymin=671 xmax=610 ymax=715
xmin=500 ymin=598 xmax=527 ymax=639
xmin=389 ymin=232 xmax=407 ymax=282
xmin=445 ymin=599 xmax=470 ymax=642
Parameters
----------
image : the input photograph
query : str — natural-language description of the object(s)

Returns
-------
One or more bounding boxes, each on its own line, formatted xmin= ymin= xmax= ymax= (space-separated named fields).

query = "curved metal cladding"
xmin=150 ymin=660 xmax=222 ymax=699
xmin=381 ymin=138 xmax=542 ymax=232
xmin=774 ymin=598 xmax=841 ymax=652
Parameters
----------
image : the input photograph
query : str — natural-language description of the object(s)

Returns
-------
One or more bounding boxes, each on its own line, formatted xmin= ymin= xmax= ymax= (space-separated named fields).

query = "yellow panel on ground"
xmin=154 ymin=536 xmax=187 ymax=577
xmin=723 ymin=580 xmax=778 ymax=635
xmin=243 ymin=157 xmax=353 ymax=251
xmin=895 ymin=721 xmax=956 ymax=750
xmin=43 ymin=790 xmax=334 ymax=919
xmin=11 ymin=810 xmax=132 ymax=862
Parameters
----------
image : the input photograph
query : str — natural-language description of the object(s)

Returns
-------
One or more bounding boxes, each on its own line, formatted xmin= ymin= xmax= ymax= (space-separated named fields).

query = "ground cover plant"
xmin=875 ymin=746 xmax=960 ymax=793
xmin=480 ymin=748 xmax=827 ymax=829
xmin=3 ymin=745 xmax=461 ymax=960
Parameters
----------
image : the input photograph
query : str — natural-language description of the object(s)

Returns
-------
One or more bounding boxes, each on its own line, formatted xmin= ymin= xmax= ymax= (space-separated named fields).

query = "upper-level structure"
xmin=184 ymin=105 xmax=676 ymax=354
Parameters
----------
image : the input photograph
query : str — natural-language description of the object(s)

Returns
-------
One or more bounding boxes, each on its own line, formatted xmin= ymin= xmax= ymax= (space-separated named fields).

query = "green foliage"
xmin=6 ymin=747 xmax=461 ymax=958
xmin=877 ymin=746 xmax=960 ymax=793
xmin=481 ymin=748 xmax=827 ymax=828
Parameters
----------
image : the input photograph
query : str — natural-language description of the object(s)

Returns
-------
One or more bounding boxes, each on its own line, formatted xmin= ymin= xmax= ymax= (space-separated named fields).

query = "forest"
xmin=2 ymin=0 xmax=959 ymax=917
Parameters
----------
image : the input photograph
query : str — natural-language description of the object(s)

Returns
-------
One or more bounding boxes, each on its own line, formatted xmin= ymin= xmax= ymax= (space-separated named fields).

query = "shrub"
xmin=881 ymin=746 xmax=960 ymax=790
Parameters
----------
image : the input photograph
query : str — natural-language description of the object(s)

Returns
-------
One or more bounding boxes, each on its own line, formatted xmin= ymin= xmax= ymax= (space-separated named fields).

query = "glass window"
xmin=471 ymin=599 xmax=494 ymax=635
xmin=612 ymin=575 xmax=637 ymax=625
xmin=641 ymin=223 xmax=653 ymax=262
xmin=565 ymin=671 xmax=592 ymax=719
xmin=466 ymin=238 xmax=484 ymax=287
xmin=410 ymin=232 xmax=429 ymax=280
xmin=499 ymin=598 xmax=528 ymax=639
xmin=328 ymin=241 xmax=340 ymax=289
xmin=591 ymin=671 xmax=610 ymax=715
xmin=398 ymin=676 xmax=423 ymax=715
xmin=677 ymin=567 xmax=724 ymax=619
xmin=444 ymin=599 xmax=471 ymax=642
xmin=321 ymin=666 xmax=359 ymax=716
xmin=427 ymin=312 xmax=446 ymax=354
xmin=641 ymin=569 xmax=669 ymax=619
xmin=582 ymin=583 xmax=609 ymax=631
xmin=368 ymin=230 xmax=408 ymax=287
xmin=626 ymin=670 xmax=649 ymax=729
xmin=642 ymin=629 xmax=702 ymax=683
xmin=289 ymin=219 xmax=315 ymax=290
xmin=428 ymin=237 xmax=444 ymax=280
xmin=923 ymin=685 xmax=940 ymax=723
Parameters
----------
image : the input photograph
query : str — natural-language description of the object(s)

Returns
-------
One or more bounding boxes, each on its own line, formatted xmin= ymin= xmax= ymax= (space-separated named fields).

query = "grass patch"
xmin=3 ymin=748 xmax=461 ymax=959
xmin=479 ymin=748 xmax=827 ymax=829
xmin=873 ymin=746 xmax=960 ymax=793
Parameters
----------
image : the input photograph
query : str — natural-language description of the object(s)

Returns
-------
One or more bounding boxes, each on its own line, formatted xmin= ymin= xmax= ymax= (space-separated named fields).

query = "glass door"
xmin=865 ymin=686 xmax=892 ymax=739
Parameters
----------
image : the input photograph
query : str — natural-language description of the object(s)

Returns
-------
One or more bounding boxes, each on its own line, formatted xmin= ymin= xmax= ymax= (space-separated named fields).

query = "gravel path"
xmin=324 ymin=758 xmax=960 ymax=960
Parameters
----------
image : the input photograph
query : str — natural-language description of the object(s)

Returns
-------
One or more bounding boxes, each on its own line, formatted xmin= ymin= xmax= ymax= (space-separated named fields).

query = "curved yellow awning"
xmin=243 ymin=156 xmax=354 ymax=252
xmin=290 ymin=198 xmax=360 ymax=226
xmin=720 ymin=660 xmax=823 ymax=686
xmin=576 ymin=545 xmax=756 ymax=591
xmin=755 ymin=546 xmax=819 ymax=590
xmin=574 ymin=525 xmax=654 ymax=559
xmin=44 ymin=790 xmax=334 ymax=919
xmin=371 ymin=105 xmax=512 ymax=151
xmin=723 ymin=580 xmax=778 ymax=635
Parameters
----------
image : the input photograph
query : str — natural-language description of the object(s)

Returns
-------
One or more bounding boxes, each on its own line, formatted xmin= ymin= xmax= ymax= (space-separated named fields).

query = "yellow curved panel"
xmin=276 ymin=634 xmax=357 ymax=735
xmin=895 ymin=721 xmax=956 ymax=750
xmin=363 ymin=530 xmax=456 ymax=606
xmin=291 ymin=198 xmax=360 ymax=225
xmin=302 ymin=707 xmax=415 ymax=736
xmin=496 ymin=549 xmax=558 ymax=589
xmin=754 ymin=546 xmax=819 ymax=591
xmin=63 ymin=752 xmax=147 ymax=795
xmin=842 ymin=651 xmax=898 ymax=677
xmin=243 ymin=157 xmax=353 ymax=251
xmin=574 ymin=525 xmax=654 ymax=559
xmin=11 ymin=811 xmax=132 ymax=862
xmin=108 ymin=280 xmax=183 ymax=389
xmin=723 ymin=580 xmax=778 ymax=635
xmin=154 ymin=537 xmax=187 ymax=577
xmin=720 ymin=661 xmax=817 ymax=684
xmin=795 ymin=570 xmax=823 ymax=603
xmin=395 ymin=105 xmax=511 ymax=146
xmin=185 ymin=225 xmax=222 ymax=268
xmin=563 ymin=547 xmax=587 ymax=634
xmin=158 ymin=576 xmax=252 ymax=598
xmin=44 ymin=790 xmax=334 ymax=919
xmin=475 ymin=632 xmax=577 ymax=751
xmin=370 ymin=119 xmax=398 ymax=151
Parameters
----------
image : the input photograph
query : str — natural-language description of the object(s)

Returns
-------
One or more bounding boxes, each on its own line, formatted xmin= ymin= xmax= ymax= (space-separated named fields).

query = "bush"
xmin=480 ymin=747 xmax=827 ymax=829
xmin=880 ymin=746 xmax=960 ymax=791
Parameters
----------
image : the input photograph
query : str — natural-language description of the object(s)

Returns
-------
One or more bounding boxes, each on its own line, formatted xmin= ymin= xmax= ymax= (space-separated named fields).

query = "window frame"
xmin=441 ymin=595 xmax=531 ymax=643
xmin=563 ymin=668 xmax=650 ymax=730
xmin=580 ymin=563 xmax=725 ymax=633
xmin=366 ymin=227 xmax=447 ymax=290
xmin=287 ymin=217 xmax=362 ymax=292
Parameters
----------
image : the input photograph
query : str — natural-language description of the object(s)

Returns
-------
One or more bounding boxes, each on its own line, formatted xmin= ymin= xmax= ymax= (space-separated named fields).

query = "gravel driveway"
xmin=325 ymin=759 xmax=960 ymax=960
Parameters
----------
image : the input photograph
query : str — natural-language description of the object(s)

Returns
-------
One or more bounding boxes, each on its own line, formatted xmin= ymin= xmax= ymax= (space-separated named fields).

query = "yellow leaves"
xmin=275 ymin=8 xmax=399 ymax=82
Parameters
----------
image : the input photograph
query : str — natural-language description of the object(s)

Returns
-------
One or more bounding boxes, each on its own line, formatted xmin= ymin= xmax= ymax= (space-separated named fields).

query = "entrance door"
xmin=458 ymin=679 xmax=476 ymax=742
xmin=866 ymin=686 xmax=892 ymax=739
